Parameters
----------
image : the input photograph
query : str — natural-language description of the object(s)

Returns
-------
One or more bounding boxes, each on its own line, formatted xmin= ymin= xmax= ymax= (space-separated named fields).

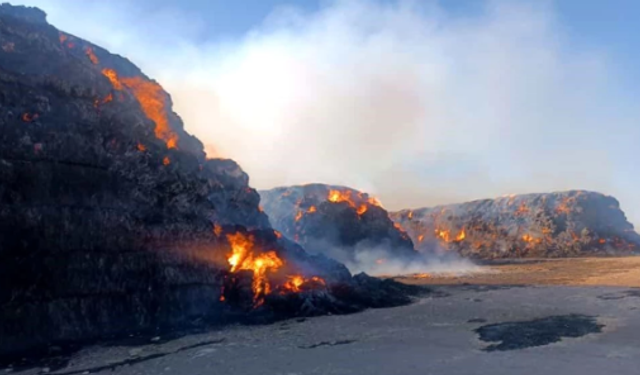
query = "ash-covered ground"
xmin=5 ymin=280 xmax=639 ymax=375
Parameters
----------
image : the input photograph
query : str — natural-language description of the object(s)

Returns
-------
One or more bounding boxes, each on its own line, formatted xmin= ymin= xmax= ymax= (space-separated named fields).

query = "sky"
xmin=16 ymin=0 xmax=640 ymax=225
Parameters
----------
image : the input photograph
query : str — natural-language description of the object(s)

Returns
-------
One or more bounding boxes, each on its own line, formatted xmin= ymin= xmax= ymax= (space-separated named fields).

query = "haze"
xmin=18 ymin=0 xmax=640 ymax=225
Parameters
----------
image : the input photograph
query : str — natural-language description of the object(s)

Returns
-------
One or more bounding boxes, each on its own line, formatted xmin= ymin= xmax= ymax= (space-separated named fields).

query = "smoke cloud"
xmin=21 ymin=0 xmax=640 ymax=226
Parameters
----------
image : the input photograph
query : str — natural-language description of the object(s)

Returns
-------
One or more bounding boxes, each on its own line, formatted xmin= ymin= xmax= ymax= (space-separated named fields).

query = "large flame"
xmin=226 ymin=232 xmax=283 ymax=306
xmin=326 ymin=188 xmax=381 ymax=216
xmin=224 ymin=231 xmax=326 ymax=306
xmin=100 ymin=68 xmax=179 ymax=149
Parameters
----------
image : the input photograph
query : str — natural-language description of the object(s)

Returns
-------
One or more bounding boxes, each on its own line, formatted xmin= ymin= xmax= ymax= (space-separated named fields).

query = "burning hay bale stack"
xmin=0 ymin=4 xmax=419 ymax=358
xmin=259 ymin=184 xmax=419 ymax=271
xmin=390 ymin=190 xmax=640 ymax=259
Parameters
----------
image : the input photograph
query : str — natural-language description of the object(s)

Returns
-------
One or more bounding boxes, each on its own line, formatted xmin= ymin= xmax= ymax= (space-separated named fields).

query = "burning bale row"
xmin=260 ymin=184 xmax=419 ymax=271
xmin=0 ymin=4 xmax=419 ymax=358
xmin=390 ymin=191 xmax=640 ymax=259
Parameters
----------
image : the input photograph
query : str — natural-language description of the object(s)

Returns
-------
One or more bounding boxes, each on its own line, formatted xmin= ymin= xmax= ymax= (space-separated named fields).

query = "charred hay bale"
xmin=390 ymin=190 xmax=640 ymax=259
xmin=0 ymin=4 xmax=417 ymax=359
xmin=260 ymin=184 xmax=419 ymax=268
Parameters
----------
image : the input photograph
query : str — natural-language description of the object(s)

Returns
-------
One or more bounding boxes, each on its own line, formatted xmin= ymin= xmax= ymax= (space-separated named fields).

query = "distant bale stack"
xmin=390 ymin=190 xmax=640 ymax=259
xmin=260 ymin=184 xmax=418 ymax=270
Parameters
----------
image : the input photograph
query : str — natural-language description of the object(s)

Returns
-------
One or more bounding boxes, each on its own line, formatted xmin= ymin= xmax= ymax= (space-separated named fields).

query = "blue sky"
xmin=18 ymin=0 xmax=640 ymax=225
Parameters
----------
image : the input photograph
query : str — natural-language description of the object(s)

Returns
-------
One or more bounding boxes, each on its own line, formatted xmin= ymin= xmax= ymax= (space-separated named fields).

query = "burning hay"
xmin=0 ymin=4 xmax=421 ymax=359
xmin=390 ymin=190 xmax=640 ymax=259
xmin=259 ymin=184 xmax=419 ymax=272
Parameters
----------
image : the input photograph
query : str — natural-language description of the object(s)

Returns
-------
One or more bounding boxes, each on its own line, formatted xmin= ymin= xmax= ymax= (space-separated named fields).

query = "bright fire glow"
xmin=100 ymin=68 xmax=179 ymax=149
xmin=224 ymin=231 xmax=326 ymax=306
xmin=85 ymin=46 xmax=99 ymax=64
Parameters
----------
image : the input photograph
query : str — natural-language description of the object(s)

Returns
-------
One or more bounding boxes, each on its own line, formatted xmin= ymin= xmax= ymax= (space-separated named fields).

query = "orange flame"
xmin=436 ymin=229 xmax=451 ymax=242
xmin=307 ymin=206 xmax=317 ymax=213
xmin=213 ymin=224 xmax=223 ymax=237
xmin=435 ymin=228 xmax=465 ymax=243
xmin=163 ymin=156 xmax=170 ymax=166
xmin=356 ymin=204 xmax=368 ymax=215
xmin=21 ymin=113 xmax=38 ymax=122
xmin=226 ymin=232 xmax=283 ymax=306
xmin=522 ymin=234 xmax=534 ymax=242
xmin=418 ymin=234 xmax=425 ymax=242
xmin=598 ymin=238 xmax=606 ymax=244
xmin=137 ymin=143 xmax=146 ymax=152
xmin=100 ymin=68 xmax=179 ymax=149
xmin=101 ymin=68 xmax=123 ymax=90
xmin=59 ymin=33 xmax=67 ymax=44
xmin=368 ymin=197 xmax=383 ymax=207
xmin=407 ymin=211 xmax=413 ymax=220
xmin=295 ymin=211 xmax=303 ymax=222
xmin=274 ymin=230 xmax=283 ymax=239
xmin=85 ymin=46 xmax=99 ymax=65
xmin=281 ymin=276 xmax=326 ymax=293
xmin=328 ymin=189 xmax=347 ymax=203
xmin=414 ymin=273 xmax=431 ymax=279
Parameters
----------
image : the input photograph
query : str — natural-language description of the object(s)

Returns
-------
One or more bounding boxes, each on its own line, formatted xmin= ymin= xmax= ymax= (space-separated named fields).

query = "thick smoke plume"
xmin=21 ymin=0 xmax=640 ymax=226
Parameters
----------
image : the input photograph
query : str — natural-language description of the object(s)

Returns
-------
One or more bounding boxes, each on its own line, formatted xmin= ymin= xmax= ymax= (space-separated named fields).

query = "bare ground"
xmin=5 ymin=257 xmax=640 ymax=375
xmin=394 ymin=256 xmax=640 ymax=287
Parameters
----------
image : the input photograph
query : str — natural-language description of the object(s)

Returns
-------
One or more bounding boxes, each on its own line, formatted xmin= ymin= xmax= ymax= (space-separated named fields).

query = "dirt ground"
xmin=394 ymin=256 xmax=640 ymax=287
xmin=6 ymin=257 xmax=640 ymax=375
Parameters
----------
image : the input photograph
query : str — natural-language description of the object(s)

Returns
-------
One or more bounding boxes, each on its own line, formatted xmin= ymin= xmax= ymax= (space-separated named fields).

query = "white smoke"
xmin=19 ymin=0 xmax=640 ymax=227
xmin=302 ymin=237 xmax=480 ymax=277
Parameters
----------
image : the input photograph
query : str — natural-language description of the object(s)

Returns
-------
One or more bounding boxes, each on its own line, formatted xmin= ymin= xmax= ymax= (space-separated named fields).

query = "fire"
xmin=598 ymin=238 xmax=606 ymax=244
xmin=282 ymin=275 xmax=304 ymax=292
xmin=327 ymin=189 xmax=375 ymax=216
xmin=120 ymin=76 xmax=178 ymax=149
xmin=101 ymin=68 xmax=123 ymax=90
xmin=394 ymin=222 xmax=404 ymax=231
xmin=356 ymin=204 xmax=367 ymax=215
xmin=85 ymin=46 xmax=99 ymax=64
xmin=436 ymin=229 xmax=451 ymax=242
xmin=102 ymin=93 xmax=113 ymax=104
xmin=307 ymin=206 xmax=317 ymax=213
xmin=281 ymin=276 xmax=326 ymax=293
xmin=522 ymin=234 xmax=534 ymax=242
xmin=21 ymin=113 xmax=38 ymax=122
xmin=224 ymin=231 xmax=326 ymax=305
xmin=274 ymin=230 xmax=283 ymax=239
xmin=137 ymin=143 xmax=146 ymax=152
xmin=515 ymin=203 xmax=530 ymax=215
xmin=100 ymin=68 xmax=179 ymax=149
xmin=418 ymin=234 xmax=425 ymax=242
xmin=435 ymin=228 xmax=465 ymax=243
xmin=59 ymin=33 xmax=67 ymax=44
xmin=294 ymin=211 xmax=303 ymax=222
xmin=213 ymin=224 xmax=223 ymax=237
xmin=226 ymin=232 xmax=283 ymax=305
xmin=163 ymin=156 xmax=170 ymax=166
xmin=328 ymin=189 xmax=347 ymax=203
xmin=407 ymin=211 xmax=413 ymax=220
xmin=368 ymin=197 xmax=383 ymax=207
xmin=413 ymin=273 xmax=431 ymax=279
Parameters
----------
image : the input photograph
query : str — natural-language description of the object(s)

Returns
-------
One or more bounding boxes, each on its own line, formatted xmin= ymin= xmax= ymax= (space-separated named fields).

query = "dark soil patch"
xmin=299 ymin=339 xmax=357 ymax=349
xmin=475 ymin=314 xmax=603 ymax=352
xmin=468 ymin=318 xmax=488 ymax=323
xmin=597 ymin=289 xmax=640 ymax=300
